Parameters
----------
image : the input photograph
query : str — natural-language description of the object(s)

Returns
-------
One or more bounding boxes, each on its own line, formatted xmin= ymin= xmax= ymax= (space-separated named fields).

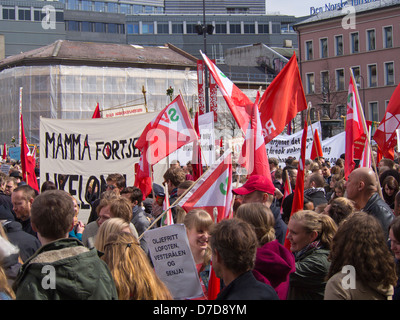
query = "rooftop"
xmin=0 ymin=40 xmax=197 ymax=70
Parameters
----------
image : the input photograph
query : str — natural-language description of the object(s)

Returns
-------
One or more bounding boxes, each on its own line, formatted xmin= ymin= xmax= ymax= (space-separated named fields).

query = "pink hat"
xmin=232 ymin=175 xmax=275 ymax=195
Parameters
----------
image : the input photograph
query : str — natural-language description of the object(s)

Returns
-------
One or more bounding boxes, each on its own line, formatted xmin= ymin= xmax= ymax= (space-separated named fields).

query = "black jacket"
xmin=216 ymin=271 xmax=279 ymax=300
xmin=362 ymin=192 xmax=394 ymax=240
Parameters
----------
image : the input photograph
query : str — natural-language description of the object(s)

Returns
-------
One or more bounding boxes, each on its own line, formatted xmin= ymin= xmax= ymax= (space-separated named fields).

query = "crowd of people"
xmin=0 ymin=153 xmax=400 ymax=301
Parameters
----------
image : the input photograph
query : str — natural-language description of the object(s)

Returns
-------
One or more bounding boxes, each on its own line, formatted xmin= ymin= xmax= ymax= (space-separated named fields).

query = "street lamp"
xmin=195 ymin=0 xmax=214 ymax=113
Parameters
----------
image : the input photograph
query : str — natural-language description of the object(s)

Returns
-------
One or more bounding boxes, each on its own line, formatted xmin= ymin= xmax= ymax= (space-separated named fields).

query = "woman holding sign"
xmin=184 ymin=209 xmax=214 ymax=299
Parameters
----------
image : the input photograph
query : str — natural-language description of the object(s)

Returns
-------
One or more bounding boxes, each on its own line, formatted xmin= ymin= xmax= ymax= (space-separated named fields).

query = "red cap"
xmin=232 ymin=175 xmax=275 ymax=195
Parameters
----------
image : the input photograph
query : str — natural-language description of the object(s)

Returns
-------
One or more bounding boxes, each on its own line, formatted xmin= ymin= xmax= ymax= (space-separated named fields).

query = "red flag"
xmin=238 ymin=92 xmax=271 ymax=178
xmin=178 ymin=150 xmax=233 ymax=222
xmin=92 ymin=103 xmax=101 ymax=118
xmin=200 ymin=51 xmax=252 ymax=134
xmin=373 ymin=82 xmax=400 ymax=160
xmin=191 ymin=111 xmax=203 ymax=180
xmin=259 ymin=53 xmax=308 ymax=144
xmin=2 ymin=143 xmax=6 ymax=160
xmin=345 ymin=76 xmax=364 ymax=179
xmin=284 ymin=120 xmax=307 ymax=250
xmin=310 ymin=129 xmax=323 ymax=160
xmin=135 ymin=95 xmax=197 ymax=166
xmin=20 ymin=114 xmax=39 ymax=192
xmin=133 ymin=162 xmax=152 ymax=200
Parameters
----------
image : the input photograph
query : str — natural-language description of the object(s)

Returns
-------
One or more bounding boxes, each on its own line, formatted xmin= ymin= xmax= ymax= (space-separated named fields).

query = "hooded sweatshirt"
xmin=13 ymin=238 xmax=118 ymax=300
xmin=252 ymin=239 xmax=296 ymax=300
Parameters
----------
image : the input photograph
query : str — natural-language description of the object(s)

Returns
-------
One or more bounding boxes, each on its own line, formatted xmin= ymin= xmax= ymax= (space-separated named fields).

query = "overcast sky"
xmin=267 ymin=0 xmax=334 ymax=16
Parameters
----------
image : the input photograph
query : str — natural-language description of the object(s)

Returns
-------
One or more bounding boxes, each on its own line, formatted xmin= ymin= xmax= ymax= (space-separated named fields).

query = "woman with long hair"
xmin=325 ymin=212 xmax=397 ymax=300
xmin=183 ymin=209 xmax=214 ymax=299
xmin=102 ymin=232 xmax=172 ymax=300
xmin=235 ymin=203 xmax=295 ymax=300
xmin=286 ymin=210 xmax=337 ymax=300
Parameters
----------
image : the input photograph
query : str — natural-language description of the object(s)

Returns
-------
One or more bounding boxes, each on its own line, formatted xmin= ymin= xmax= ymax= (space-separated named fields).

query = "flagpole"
xmin=349 ymin=68 xmax=383 ymax=198
xmin=138 ymin=166 xmax=211 ymax=240
xmin=307 ymin=102 xmax=320 ymax=159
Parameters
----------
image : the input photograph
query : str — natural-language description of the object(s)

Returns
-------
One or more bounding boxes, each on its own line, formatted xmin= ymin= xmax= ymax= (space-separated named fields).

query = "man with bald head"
xmin=345 ymin=167 xmax=394 ymax=239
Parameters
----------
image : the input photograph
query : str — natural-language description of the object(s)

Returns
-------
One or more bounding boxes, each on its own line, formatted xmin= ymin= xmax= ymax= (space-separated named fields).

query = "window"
xmin=133 ymin=5 xmax=143 ymax=14
xmin=94 ymin=22 xmax=106 ymax=33
xmin=335 ymin=35 xmax=343 ymax=56
xmin=157 ymin=23 xmax=169 ymax=34
xmin=321 ymin=71 xmax=329 ymax=93
xmin=306 ymin=73 xmax=315 ymax=94
xmin=383 ymin=26 xmax=393 ymax=48
xmin=229 ymin=24 xmax=241 ymax=34
xmin=172 ymin=23 xmax=183 ymax=34
xmin=215 ymin=24 xmax=227 ymax=34
xmin=320 ymin=38 xmax=328 ymax=58
xmin=81 ymin=21 xmax=92 ymax=32
xmin=369 ymin=102 xmax=379 ymax=122
xmin=305 ymin=41 xmax=313 ymax=60
xmin=81 ymin=1 xmax=92 ymax=11
xmin=120 ymin=4 xmax=131 ymax=14
xmin=34 ymin=10 xmax=45 ymax=21
xmin=127 ymin=23 xmax=139 ymax=34
xmin=107 ymin=3 xmax=118 ymax=13
xmin=186 ymin=24 xmax=198 ymax=34
xmin=368 ymin=64 xmax=377 ymax=87
xmin=385 ymin=62 xmax=394 ymax=85
xmin=258 ymin=24 xmax=269 ymax=34
xmin=144 ymin=6 xmax=154 ymax=14
xmin=107 ymin=23 xmax=118 ymax=33
xmin=350 ymin=32 xmax=359 ymax=53
xmin=67 ymin=20 xmax=80 ymax=31
xmin=94 ymin=2 xmax=105 ymax=12
xmin=351 ymin=66 xmax=361 ymax=86
xmin=142 ymin=23 xmax=154 ymax=34
xmin=18 ymin=8 xmax=31 ymax=21
xmin=367 ymin=29 xmax=376 ymax=51
xmin=336 ymin=69 xmax=345 ymax=91
xmin=3 ymin=8 xmax=15 ymax=20
xmin=243 ymin=23 xmax=255 ymax=34
xmin=67 ymin=0 xmax=79 ymax=10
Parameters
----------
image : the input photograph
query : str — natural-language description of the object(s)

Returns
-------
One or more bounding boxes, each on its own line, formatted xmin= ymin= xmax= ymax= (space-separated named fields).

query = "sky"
xmin=267 ymin=0 xmax=334 ymax=17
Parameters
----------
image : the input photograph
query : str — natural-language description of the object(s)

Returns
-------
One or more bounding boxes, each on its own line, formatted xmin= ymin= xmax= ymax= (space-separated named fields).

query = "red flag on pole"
xmin=2 ymin=143 xmax=6 ymax=160
xmin=238 ymin=92 xmax=271 ymax=178
xmin=92 ymin=102 xmax=101 ymax=118
xmin=259 ymin=53 xmax=308 ymax=144
xmin=373 ymin=82 xmax=400 ymax=160
xmin=284 ymin=120 xmax=307 ymax=250
xmin=20 ymin=114 xmax=39 ymax=192
xmin=345 ymin=76 xmax=364 ymax=179
xmin=310 ymin=129 xmax=323 ymax=160
xmin=200 ymin=51 xmax=252 ymax=134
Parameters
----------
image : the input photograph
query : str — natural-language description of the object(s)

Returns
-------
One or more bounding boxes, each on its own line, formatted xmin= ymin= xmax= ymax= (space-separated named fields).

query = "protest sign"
xmin=39 ymin=112 xmax=157 ymax=215
xmin=266 ymin=122 xmax=345 ymax=167
xmin=143 ymin=224 xmax=203 ymax=300
xmin=266 ymin=122 xmax=322 ymax=167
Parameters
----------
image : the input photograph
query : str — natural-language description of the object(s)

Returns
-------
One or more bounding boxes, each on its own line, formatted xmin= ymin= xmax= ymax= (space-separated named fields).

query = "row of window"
xmin=305 ymin=26 xmax=393 ymax=60
xmin=66 ymin=20 xmax=124 ymax=33
xmin=2 ymin=7 xmax=64 ymax=22
xmin=305 ymin=62 xmax=395 ymax=94
xmin=60 ymin=0 xmax=164 ymax=14
xmin=126 ymin=21 xmax=283 ymax=35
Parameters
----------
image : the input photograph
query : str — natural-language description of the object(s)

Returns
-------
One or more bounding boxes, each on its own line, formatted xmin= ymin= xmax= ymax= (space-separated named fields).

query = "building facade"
xmin=295 ymin=0 xmax=400 ymax=126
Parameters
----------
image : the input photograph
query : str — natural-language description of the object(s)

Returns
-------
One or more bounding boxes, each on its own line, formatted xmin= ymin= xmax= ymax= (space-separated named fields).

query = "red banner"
xmin=209 ymin=59 xmax=217 ymax=122
xmin=197 ymin=60 xmax=205 ymax=115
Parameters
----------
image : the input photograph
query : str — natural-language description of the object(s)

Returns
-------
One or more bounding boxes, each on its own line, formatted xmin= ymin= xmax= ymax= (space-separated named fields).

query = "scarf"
xmin=295 ymin=240 xmax=321 ymax=260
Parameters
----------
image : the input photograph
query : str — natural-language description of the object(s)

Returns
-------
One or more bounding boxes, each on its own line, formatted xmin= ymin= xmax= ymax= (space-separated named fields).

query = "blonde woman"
xmin=236 ymin=203 xmax=295 ymax=300
xmin=286 ymin=210 xmax=337 ymax=300
xmin=94 ymin=218 xmax=131 ymax=253
xmin=183 ymin=209 xmax=213 ymax=299
xmin=102 ymin=232 xmax=172 ymax=300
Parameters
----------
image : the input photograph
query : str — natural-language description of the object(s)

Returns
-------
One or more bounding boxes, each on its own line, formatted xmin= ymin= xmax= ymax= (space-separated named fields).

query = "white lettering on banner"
xmin=263 ymin=119 xmax=277 ymax=137
xmin=143 ymin=224 xmax=203 ymax=300
xmin=266 ymin=123 xmax=345 ymax=168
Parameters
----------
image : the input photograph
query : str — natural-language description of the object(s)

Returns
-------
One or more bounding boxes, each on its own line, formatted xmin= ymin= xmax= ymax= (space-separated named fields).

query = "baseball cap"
xmin=232 ymin=175 xmax=275 ymax=195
